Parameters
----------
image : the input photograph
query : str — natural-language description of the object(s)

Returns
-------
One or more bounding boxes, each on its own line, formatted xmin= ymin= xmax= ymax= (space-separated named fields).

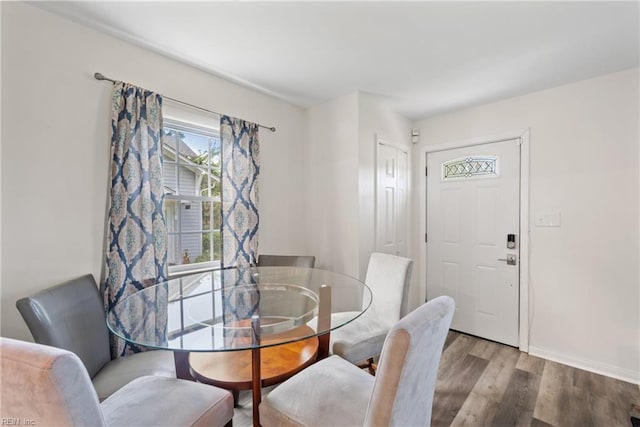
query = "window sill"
xmin=168 ymin=262 xmax=221 ymax=279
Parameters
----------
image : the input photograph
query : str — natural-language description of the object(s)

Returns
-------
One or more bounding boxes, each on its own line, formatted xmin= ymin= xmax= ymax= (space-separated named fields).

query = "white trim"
xmin=423 ymin=129 xmax=527 ymax=153
xmin=518 ymin=130 xmax=530 ymax=352
xmin=169 ymin=261 xmax=220 ymax=278
xmin=374 ymin=134 xmax=382 ymax=256
xmin=163 ymin=118 xmax=221 ymax=273
xmin=164 ymin=118 xmax=219 ymax=137
xmin=376 ymin=135 xmax=410 ymax=153
xmin=419 ymin=128 xmax=530 ymax=352
xmin=529 ymin=345 xmax=640 ymax=385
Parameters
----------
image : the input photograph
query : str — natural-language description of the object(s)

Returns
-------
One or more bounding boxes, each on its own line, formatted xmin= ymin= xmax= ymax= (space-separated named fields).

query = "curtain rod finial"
xmin=94 ymin=72 xmax=104 ymax=80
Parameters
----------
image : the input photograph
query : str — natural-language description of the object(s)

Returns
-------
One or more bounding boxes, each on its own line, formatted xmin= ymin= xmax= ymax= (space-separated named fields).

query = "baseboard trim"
xmin=529 ymin=346 xmax=639 ymax=385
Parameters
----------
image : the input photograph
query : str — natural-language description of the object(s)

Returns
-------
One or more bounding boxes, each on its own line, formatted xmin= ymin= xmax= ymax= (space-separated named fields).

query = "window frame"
xmin=162 ymin=118 xmax=222 ymax=278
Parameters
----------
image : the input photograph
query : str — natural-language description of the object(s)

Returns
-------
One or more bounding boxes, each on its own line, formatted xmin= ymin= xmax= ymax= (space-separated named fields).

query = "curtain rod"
xmin=94 ymin=72 xmax=276 ymax=132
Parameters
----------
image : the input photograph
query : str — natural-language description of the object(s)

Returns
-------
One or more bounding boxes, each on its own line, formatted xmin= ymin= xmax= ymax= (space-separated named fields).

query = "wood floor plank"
xmin=468 ymin=337 xmax=500 ymax=361
xmin=566 ymin=366 xmax=598 ymax=427
xmin=571 ymin=364 xmax=593 ymax=391
xmin=491 ymin=368 xmax=542 ymax=427
xmin=530 ymin=417 xmax=554 ymax=427
xmin=450 ymin=344 xmax=521 ymax=426
xmin=515 ymin=351 xmax=546 ymax=375
xmin=573 ymin=366 xmax=639 ymax=421
xmin=449 ymin=390 xmax=499 ymax=427
xmin=472 ymin=345 xmax=521 ymax=403
xmin=533 ymin=360 xmax=573 ymax=426
xmin=432 ymin=354 xmax=489 ymax=427
xmin=604 ymin=373 xmax=639 ymax=410
xmin=436 ymin=333 xmax=479 ymax=380
xmin=591 ymin=393 xmax=630 ymax=427
xmin=443 ymin=329 xmax=461 ymax=351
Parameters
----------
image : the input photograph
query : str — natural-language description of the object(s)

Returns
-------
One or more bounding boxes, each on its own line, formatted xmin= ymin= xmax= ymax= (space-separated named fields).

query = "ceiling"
xmin=37 ymin=1 xmax=639 ymax=120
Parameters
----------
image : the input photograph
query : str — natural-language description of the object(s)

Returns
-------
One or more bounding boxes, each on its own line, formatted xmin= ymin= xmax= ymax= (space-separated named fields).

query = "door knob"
xmin=498 ymin=254 xmax=517 ymax=265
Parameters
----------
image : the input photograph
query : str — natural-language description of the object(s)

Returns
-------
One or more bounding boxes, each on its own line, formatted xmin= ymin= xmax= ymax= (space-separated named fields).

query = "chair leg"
xmin=367 ymin=357 xmax=377 ymax=375
xmin=356 ymin=357 xmax=378 ymax=375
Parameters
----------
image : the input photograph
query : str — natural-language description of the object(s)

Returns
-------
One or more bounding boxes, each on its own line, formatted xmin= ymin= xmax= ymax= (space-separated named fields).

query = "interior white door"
xmin=426 ymin=139 xmax=520 ymax=346
xmin=376 ymin=141 xmax=408 ymax=256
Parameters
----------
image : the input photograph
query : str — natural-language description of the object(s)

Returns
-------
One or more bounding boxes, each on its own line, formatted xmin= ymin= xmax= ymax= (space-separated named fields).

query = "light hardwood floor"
xmin=432 ymin=331 xmax=638 ymax=426
xmin=232 ymin=331 xmax=639 ymax=426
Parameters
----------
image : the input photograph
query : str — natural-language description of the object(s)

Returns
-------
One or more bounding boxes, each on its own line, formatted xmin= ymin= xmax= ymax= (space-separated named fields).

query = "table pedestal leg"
xmin=173 ymin=351 xmax=196 ymax=381
xmin=317 ymin=285 xmax=332 ymax=360
xmin=251 ymin=315 xmax=262 ymax=427
xmin=251 ymin=347 xmax=261 ymax=427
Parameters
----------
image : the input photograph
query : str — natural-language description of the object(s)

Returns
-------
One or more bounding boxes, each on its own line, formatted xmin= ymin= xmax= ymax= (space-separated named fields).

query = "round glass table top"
xmin=107 ymin=267 xmax=372 ymax=352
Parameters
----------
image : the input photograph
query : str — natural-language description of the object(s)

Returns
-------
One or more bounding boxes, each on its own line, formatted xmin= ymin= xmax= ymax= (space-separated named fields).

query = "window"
xmin=442 ymin=156 xmax=499 ymax=181
xmin=167 ymin=271 xmax=224 ymax=347
xmin=162 ymin=119 xmax=221 ymax=275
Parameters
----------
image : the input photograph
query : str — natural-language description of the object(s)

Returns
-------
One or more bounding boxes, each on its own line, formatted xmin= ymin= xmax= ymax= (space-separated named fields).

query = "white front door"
xmin=376 ymin=141 xmax=408 ymax=256
xmin=426 ymin=139 xmax=520 ymax=346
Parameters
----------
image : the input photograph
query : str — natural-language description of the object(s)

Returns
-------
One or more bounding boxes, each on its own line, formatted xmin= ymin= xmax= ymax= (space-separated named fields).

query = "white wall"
xmin=357 ymin=93 xmax=414 ymax=297
xmin=303 ymin=91 xmax=413 ymax=287
xmin=303 ymin=93 xmax=360 ymax=276
xmin=412 ymin=69 xmax=640 ymax=383
xmin=0 ymin=2 xmax=306 ymax=341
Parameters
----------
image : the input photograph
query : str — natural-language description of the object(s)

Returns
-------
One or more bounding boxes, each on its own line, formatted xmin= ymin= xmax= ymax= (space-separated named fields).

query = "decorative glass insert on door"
xmin=442 ymin=156 xmax=499 ymax=181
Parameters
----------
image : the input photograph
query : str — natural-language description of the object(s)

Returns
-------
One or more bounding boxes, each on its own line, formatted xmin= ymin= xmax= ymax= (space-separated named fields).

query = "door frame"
xmin=419 ymin=129 xmax=530 ymax=352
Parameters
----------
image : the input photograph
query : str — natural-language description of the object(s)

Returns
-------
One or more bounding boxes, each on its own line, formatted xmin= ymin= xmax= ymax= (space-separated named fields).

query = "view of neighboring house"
xmin=162 ymin=129 xmax=221 ymax=267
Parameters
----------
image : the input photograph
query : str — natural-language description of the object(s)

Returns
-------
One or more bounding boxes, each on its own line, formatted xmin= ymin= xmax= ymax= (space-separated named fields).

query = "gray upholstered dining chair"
xmin=0 ymin=337 xmax=234 ymax=427
xmin=330 ymin=252 xmax=413 ymax=372
xmin=16 ymin=274 xmax=176 ymax=400
xmin=259 ymin=295 xmax=455 ymax=426
xmin=257 ymin=254 xmax=316 ymax=268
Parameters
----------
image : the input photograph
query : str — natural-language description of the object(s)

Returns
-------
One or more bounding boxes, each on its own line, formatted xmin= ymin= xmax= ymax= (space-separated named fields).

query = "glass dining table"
xmin=107 ymin=266 xmax=372 ymax=427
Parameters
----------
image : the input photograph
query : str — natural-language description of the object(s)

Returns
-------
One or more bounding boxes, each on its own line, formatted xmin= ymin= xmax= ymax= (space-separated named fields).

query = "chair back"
xmin=1 ymin=337 xmax=106 ymax=426
xmin=16 ymin=274 xmax=112 ymax=378
xmin=364 ymin=252 xmax=413 ymax=325
xmin=365 ymin=296 xmax=455 ymax=427
xmin=257 ymin=254 xmax=316 ymax=268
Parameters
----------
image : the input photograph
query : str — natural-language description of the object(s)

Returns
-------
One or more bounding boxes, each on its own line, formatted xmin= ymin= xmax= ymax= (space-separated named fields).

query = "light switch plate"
xmin=534 ymin=211 xmax=561 ymax=227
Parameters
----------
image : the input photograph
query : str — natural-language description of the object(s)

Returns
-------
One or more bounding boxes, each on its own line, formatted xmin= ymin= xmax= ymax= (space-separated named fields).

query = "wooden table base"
xmin=189 ymin=326 xmax=319 ymax=427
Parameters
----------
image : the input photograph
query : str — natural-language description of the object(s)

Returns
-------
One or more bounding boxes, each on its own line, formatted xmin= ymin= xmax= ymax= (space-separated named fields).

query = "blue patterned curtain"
xmin=105 ymin=82 xmax=168 ymax=357
xmin=220 ymin=116 xmax=260 ymax=336
xmin=220 ymin=116 xmax=260 ymax=268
